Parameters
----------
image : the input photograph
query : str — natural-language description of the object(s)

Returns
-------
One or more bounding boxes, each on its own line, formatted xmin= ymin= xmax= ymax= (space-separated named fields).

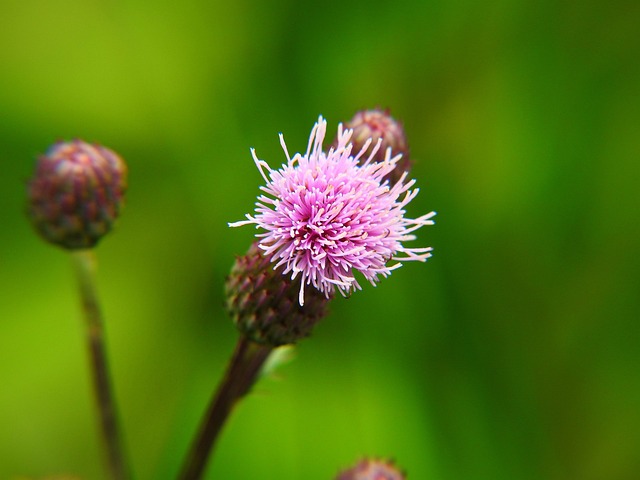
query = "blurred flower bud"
xmin=342 ymin=109 xmax=410 ymax=184
xmin=27 ymin=139 xmax=127 ymax=250
xmin=335 ymin=458 xmax=406 ymax=480
xmin=226 ymin=242 xmax=330 ymax=346
xmin=14 ymin=476 xmax=83 ymax=480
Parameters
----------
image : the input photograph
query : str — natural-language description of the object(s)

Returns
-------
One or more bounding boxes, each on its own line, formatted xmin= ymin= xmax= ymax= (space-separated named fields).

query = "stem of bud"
xmin=71 ymin=250 xmax=130 ymax=480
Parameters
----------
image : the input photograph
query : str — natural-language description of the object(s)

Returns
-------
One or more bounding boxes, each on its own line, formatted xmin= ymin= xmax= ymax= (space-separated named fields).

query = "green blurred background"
xmin=1 ymin=0 xmax=639 ymax=478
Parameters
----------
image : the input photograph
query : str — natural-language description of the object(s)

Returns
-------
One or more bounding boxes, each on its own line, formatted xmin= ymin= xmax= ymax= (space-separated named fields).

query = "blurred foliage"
xmin=1 ymin=0 xmax=639 ymax=479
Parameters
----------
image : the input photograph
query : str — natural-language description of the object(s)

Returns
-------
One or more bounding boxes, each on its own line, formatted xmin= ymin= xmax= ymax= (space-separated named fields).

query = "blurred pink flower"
xmin=230 ymin=116 xmax=435 ymax=305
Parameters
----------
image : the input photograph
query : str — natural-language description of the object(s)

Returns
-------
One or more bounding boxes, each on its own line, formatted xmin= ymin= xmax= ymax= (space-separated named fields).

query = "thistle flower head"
xmin=335 ymin=458 xmax=406 ymax=480
xmin=226 ymin=242 xmax=329 ymax=346
xmin=27 ymin=139 xmax=127 ymax=250
xmin=230 ymin=116 xmax=435 ymax=306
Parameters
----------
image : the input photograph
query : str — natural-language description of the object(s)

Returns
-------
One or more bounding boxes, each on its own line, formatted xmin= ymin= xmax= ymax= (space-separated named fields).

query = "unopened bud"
xmin=342 ymin=109 xmax=410 ymax=184
xmin=226 ymin=242 xmax=330 ymax=346
xmin=27 ymin=139 xmax=127 ymax=250
xmin=14 ymin=476 xmax=83 ymax=480
xmin=335 ymin=458 xmax=406 ymax=480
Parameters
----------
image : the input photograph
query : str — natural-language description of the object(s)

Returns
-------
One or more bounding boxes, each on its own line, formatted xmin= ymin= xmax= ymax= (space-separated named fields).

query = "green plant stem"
xmin=178 ymin=335 xmax=273 ymax=480
xmin=71 ymin=250 xmax=130 ymax=480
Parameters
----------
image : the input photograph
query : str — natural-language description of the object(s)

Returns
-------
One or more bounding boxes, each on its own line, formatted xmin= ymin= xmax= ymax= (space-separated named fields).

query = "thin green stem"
xmin=71 ymin=250 xmax=130 ymax=480
xmin=178 ymin=335 xmax=273 ymax=480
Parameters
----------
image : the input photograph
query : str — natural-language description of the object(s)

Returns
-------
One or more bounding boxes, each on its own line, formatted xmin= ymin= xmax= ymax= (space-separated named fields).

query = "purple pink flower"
xmin=230 ymin=116 xmax=435 ymax=305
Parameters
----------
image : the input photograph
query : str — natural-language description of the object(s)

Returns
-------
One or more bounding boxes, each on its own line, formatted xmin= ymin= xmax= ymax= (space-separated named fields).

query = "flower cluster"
xmin=24 ymin=112 xmax=434 ymax=479
xmin=231 ymin=116 xmax=435 ymax=305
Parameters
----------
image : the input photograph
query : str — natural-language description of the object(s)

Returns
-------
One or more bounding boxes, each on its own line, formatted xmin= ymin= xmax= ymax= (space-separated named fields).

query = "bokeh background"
xmin=1 ymin=0 xmax=639 ymax=479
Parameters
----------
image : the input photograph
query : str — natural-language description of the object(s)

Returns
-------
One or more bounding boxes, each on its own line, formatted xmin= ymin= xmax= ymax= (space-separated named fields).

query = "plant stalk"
xmin=178 ymin=335 xmax=272 ymax=480
xmin=72 ymin=249 xmax=130 ymax=480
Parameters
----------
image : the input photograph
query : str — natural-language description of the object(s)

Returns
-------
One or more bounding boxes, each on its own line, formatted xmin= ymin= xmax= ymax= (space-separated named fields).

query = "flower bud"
xmin=341 ymin=109 xmax=410 ymax=184
xmin=27 ymin=139 xmax=127 ymax=250
xmin=335 ymin=458 xmax=406 ymax=480
xmin=14 ymin=476 xmax=83 ymax=480
xmin=226 ymin=242 xmax=330 ymax=346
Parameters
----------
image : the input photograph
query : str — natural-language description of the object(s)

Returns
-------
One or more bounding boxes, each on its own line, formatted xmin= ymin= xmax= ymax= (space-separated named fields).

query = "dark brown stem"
xmin=72 ymin=250 xmax=130 ymax=480
xmin=178 ymin=335 xmax=273 ymax=480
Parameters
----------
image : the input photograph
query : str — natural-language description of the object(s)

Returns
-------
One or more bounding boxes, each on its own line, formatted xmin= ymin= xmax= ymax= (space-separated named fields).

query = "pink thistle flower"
xmin=230 ymin=116 xmax=435 ymax=306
